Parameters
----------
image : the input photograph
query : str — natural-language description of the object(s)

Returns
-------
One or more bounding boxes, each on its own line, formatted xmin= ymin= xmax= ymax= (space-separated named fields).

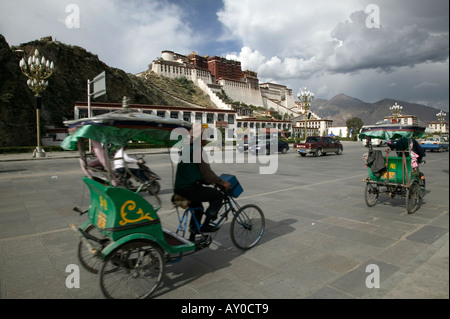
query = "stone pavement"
xmin=0 ymin=145 xmax=448 ymax=301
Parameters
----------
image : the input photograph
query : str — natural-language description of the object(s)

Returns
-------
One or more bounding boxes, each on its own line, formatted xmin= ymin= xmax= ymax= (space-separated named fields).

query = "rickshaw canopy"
xmin=359 ymin=124 xmax=425 ymax=141
xmin=61 ymin=109 xmax=192 ymax=150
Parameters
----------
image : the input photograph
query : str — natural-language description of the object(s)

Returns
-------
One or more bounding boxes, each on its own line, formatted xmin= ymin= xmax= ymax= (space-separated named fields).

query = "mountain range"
xmin=0 ymin=35 xmax=446 ymax=147
xmin=311 ymin=93 xmax=446 ymax=127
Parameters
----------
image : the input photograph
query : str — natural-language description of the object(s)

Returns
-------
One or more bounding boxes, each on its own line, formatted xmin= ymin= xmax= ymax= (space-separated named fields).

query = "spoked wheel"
xmin=406 ymin=182 xmax=420 ymax=214
xmin=99 ymin=240 xmax=165 ymax=299
xmin=364 ymin=182 xmax=379 ymax=207
xmin=77 ymin=224 xmax=109 ymax=274
xmin=230 ymin=204 xmax=265 ymax=250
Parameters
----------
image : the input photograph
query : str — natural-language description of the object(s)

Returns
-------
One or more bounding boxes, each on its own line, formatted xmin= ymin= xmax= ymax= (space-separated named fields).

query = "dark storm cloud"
xmin=328 ymin=10 xmax=449 ymax=73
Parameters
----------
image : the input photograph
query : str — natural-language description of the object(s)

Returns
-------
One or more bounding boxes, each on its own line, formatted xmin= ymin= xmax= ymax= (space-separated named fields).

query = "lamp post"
xmin=19 ymin=49 xmax=54 ymax=158
xmin=436 ymin=110 xmax=446 ymax=136
xmin=297 ymin=87 xmax=314 ymax=141
xmin=390 ymin=102 xmax=403 ymax=123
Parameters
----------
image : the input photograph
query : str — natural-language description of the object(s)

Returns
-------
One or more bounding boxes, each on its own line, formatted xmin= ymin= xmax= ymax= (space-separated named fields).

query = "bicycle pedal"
xmin=195 ymin=235 xmax=212 ymax=250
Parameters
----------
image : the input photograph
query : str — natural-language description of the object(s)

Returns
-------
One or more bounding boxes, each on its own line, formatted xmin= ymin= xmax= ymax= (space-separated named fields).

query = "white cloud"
xmin=225 ymin=47 xmax=266 ymax=71
xmin=414 ymin=82 xmax=440 ymax=89
xmin=0 ymin=0 xmax=199 ymax=73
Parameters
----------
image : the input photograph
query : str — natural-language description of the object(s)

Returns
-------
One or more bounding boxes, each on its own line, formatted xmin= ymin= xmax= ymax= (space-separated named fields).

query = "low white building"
xmin=426 ymin=121 xmax=448 ymax=134
xmin=291 ymin=116 xmax=334 ymax=138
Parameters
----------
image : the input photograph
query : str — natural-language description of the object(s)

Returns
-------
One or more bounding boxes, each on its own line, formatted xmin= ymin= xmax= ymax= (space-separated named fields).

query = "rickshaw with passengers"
xmin=61 ymin=107 xmax=265 ymax=299
xmin=360 ymin=123 xmax=426 ymax=214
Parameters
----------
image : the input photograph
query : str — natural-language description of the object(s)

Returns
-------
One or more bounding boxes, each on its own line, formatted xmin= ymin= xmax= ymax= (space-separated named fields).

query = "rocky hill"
xmin=0 ymin=35 xmax=215 ymax=147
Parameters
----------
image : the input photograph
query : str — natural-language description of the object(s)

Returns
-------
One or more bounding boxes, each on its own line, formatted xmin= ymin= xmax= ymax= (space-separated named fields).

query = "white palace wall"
xmin=151 ymin=62 xmax=213 ymax=85
xmin=218 ymin=79 xmax=264 ymax=107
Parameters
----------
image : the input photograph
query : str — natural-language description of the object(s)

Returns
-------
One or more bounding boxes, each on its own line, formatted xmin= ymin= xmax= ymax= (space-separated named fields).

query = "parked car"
xmin=294 ymin=136 xmax=343 ymax=157
xmin=248 ymin=136 xmax=289 ymax=155
xmin=419 ymin=136 xmax=449 ymax=152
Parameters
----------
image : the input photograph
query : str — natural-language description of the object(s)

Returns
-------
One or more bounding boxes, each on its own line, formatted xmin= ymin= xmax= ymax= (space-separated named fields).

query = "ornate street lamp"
xmin=297 ymin=87 xmax=314 ymax=141
xmin=436 ymin=110 xmax=447 ymax=136
xmin=19 ymin=49 xmax=54 ymax=158
xmin=390 ymin=102 xmax=403 ymax=123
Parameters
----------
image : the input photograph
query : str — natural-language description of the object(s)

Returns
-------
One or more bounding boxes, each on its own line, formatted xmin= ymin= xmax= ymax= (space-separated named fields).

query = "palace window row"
xmin=237 ymin=122 xmax=292 ymax=130
xmin=153 ymin=110 xmax=234 ymax=125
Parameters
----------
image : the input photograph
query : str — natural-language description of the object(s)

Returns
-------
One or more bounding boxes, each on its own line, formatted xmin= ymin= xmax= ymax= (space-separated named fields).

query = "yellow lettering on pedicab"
xmin=119 ymin=200 xmax=153 ymax=226
xmin=100 ymin=196 xmax=108 ymax=211
xmin=382 ymin=171 xmax=396 ymax=180
xmin=97 ymin=212 xmax=107 ymax=229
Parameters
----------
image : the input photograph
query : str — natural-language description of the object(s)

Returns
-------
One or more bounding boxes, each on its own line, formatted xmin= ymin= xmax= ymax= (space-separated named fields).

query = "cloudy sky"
xmin=1 ymin=0 xmax=448 ymax=111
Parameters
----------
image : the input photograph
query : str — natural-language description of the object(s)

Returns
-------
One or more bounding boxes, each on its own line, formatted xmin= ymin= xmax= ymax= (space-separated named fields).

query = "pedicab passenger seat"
xmin=83 ymin=176 xmax=195 ymax=253
xmin=83 ymin=176 xmax=161 ymax=240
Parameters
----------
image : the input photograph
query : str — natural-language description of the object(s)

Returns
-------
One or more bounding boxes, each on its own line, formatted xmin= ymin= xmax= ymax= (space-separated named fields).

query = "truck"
xmin=293 ymin=136 xmax=344 ymax=157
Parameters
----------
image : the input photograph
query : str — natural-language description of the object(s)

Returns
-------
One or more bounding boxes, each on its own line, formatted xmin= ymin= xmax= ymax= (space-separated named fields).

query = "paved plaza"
xmin=0 ymin=142 xmax=448 ymax=300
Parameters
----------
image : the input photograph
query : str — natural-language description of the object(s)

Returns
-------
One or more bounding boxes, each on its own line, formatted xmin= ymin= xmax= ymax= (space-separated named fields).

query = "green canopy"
xmin=359 ymin=124 xmax=425 ymax=140
xmin=61 ymin=109 xmax=192 ymax=150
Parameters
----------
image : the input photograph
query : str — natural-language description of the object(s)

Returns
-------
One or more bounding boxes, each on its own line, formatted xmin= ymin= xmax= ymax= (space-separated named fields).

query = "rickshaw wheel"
xmin=364 ymin=183 xmax=379 ymax=207
xmin=78 ymin=224 xmax=109 ymax=274
xmin=231 ymin=204 xmax=265 ymax=250
xmin=406 ymin=182 xmax=420 ymax=214
xmin=99 ymin=240 xmax=165 ymax=299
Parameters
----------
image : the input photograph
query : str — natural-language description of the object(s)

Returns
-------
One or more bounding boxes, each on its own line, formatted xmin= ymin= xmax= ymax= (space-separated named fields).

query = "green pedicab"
xmin=62 ymin=108 xmax=265 ymax=299
xmin=360 ymin=124 xmax=426 ymax=214
xmin=62 ymin=109 xmax=196 ymax=299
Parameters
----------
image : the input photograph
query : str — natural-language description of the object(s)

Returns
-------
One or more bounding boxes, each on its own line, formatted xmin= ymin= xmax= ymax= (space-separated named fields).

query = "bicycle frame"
xmin=175 ymin=194 xmax=241 ymax=239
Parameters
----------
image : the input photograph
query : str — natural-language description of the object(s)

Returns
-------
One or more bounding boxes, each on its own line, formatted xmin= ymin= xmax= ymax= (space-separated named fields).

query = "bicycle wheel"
xmin=364 ymin=182 xmax=379 ymax=207
xmin=406 ymin=182 xmax=420 ymax=214
xmin=77 ymin=224 xmax=109 ymax=274
xmin=230 ymin=204 xmax=265 ymax=250
xmin=99 ymin=240 xmax=165 ymax=299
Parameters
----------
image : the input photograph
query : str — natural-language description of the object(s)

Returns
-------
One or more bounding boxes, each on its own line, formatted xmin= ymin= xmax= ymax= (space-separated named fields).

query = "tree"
xmin=346 ymin=117 xmax=364 ymax=141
